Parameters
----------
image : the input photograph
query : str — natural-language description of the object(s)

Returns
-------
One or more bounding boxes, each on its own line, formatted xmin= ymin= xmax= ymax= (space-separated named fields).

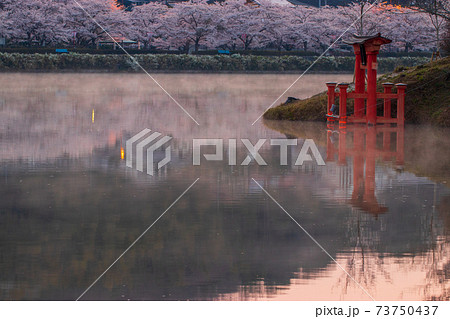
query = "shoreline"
xmin=263 ymin=57 xmax=450 ymax=127
xmin=0 ymin=69 xmax=355 ymax=74
xmin=0 ymin=53 xmax=429 ymax=73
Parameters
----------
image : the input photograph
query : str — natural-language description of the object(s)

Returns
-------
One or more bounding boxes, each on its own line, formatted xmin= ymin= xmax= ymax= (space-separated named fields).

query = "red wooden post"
xmin=338 ymin=131 xmax=347 ymax=165
xmin=343 ymin=34 xmax=392 ymax=126
xmin=364 ymin=126 xmax=376 ymax=202
xmin=338 ymin=83 xmax=349 ymax=128
xmin=354 ymin=52 xmax=365 ymax=118
xmin=382 ymin=83 xmax=394 ymax=119
xmin=326 ymin=130 xmax=335 ymax=162
xmin=396 ymin=126 xmax=404 ymax=168
xmin=382 ymin=130 xmax=391 ymax=161
xmin=352 ymin=128 xmax=365 ymax=202
xmin=366 ymin=53 xmax=378 ymax=125
xmin=326 ymin=82 xmax=337 ymax=115
xmin=396 ymin=83 xmax=407 ymax=127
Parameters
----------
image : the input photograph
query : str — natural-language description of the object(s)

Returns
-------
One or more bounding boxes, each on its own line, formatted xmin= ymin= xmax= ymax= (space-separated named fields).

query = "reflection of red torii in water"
xmin=326 ymin=34 xmax=407 ymax=127
xmin=326 ymin=125 xmax=404 ymax=217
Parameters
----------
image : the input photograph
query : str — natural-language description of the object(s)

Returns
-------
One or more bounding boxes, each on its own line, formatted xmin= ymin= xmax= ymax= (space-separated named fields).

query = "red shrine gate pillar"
xmin=366 ymin=52 xmax=378 ymax=125
xmin=396 ymin=83 xmax=407 ymax=127
xmin=326 ymin=82 xmax=337 ymax=115
xmin=353 ymin=48 xmax=365 ymax=118
xmin=345 ymin=34 xmax=392 ymax=125
xmin=382 ymin=83 xmax=394 ymax=119
xmin=326 ymin=34 xmax=406 ymax=127
xmin=338 ymin=83 xmax=349 ymax=127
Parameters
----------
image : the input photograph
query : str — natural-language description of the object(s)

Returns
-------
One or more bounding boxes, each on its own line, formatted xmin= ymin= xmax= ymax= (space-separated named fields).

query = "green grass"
xmin=263 ymin=92 xmax=329 ymax=121
xmin=378 ymin=57 xmax=450 ymax=126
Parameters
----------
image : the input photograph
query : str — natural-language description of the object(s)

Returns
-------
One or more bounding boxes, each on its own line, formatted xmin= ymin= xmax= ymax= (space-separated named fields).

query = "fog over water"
xmin=0 ymin=73 xmax=448 ymax=300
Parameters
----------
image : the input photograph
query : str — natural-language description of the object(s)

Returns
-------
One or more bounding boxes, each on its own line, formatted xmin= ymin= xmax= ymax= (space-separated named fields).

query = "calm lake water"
xmin=0 ymin=73 xmax=449 ymax=301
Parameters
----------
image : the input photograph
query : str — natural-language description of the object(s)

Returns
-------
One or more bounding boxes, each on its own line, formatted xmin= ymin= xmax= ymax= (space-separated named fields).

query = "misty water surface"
xmin=0 ymin=73 xmax=449 ymax=300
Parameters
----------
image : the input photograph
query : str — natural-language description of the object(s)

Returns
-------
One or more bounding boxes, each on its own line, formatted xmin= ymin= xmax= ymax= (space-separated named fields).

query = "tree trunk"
xmin=183 ymin=40 xmax=190 ymax=54
xmin=436 ymin=23 xmax=441 ymax=50
xmin=194 ymin=39 xmax=200 ymax=53
xmin=354 ymin=2 xmax=369 ymax=35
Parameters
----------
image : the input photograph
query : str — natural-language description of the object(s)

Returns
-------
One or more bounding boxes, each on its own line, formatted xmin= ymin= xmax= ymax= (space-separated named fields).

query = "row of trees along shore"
xmin=0 ymin=0 xmax=448 ymax=53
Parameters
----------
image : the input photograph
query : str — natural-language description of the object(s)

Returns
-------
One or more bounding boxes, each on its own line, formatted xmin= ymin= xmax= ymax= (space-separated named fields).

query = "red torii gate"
xmin=326 ymin=34 xmax=407 ymax=127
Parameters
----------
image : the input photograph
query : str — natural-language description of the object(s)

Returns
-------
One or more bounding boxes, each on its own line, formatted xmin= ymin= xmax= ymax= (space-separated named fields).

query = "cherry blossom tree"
xmin=0 ymin=0 xmax=440 ymax=53
xmin=1 ymin=0 xmax=69 ymax=46
xmin=288 ymin=5 xmax=316 ymax=51
xmin=127 ymin=2 xmax=169 ymax=49
xmin=221 ymin=0 xmax=266 ymax=50
xmin=64 ymin=0 xmax=128 ymax=47
xmin=338 ymin=1 xmax=382 ymax=36
xmin=0 ymin=0 xmax=10 ymax=39
xmin=383 ymin=6 xmax=435 ymax=51
xmin=303 ymin=6 xmax=347 ymax=52
xmin=165 ymin=0 xmax=220 ymax=53
xmin=407 ymin=0 xmax=449 ymax=21
xmin=258 ymin=1 xmax=295 ymax=51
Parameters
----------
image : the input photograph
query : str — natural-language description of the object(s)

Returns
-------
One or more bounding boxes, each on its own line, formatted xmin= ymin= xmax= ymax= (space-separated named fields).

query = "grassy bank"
xmin=264 ymin=57 xmax=450 ymax=127
xmin=0 ymin=52 xmax=428 ymax=73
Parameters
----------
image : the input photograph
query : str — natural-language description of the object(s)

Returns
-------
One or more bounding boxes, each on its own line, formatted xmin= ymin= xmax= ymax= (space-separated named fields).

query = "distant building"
xmin=128 ymin=0 xmax=149 ymax=5
xmin=285 ymin=0 xmax=314 ymax=6
xmin=245 ymin=0 xmax=261 ymax=5
xmin=97 ymin=34 xmax=138 ymax=49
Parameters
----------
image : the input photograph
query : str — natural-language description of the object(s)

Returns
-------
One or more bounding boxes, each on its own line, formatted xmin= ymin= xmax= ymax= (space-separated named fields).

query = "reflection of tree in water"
xmin=0 ymin=153 xmax=345 ymax=300
xmin=1 ymin=73 xmax=449 ymax=300
xmin=332 ymin=190 xmax=450 ymax=300
xmin=426 ymin=194 xmax=450 ymax=300
xmin=264 ymin=119 xmax=450 ymax=300
xmin=336 ymin=212 xmax=376 ymax=299
xmin=334 ymin=237 xmax=450 ymax=300
xmin=1 ymin=114 xmax=450 ymax=299
xmin=1 ymin=137 xmax=449 ymax=300
xmin=424 ymin=240 xmax=449 ymax=300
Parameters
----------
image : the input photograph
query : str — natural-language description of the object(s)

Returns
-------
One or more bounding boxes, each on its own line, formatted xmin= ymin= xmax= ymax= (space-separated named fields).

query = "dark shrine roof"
xmin=343 ymin=33 xmax=392 ymax=45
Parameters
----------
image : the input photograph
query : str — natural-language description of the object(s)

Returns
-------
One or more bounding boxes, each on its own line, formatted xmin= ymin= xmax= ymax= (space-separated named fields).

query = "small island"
xmin=264 ymin=56 xmax=450 ymax=127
